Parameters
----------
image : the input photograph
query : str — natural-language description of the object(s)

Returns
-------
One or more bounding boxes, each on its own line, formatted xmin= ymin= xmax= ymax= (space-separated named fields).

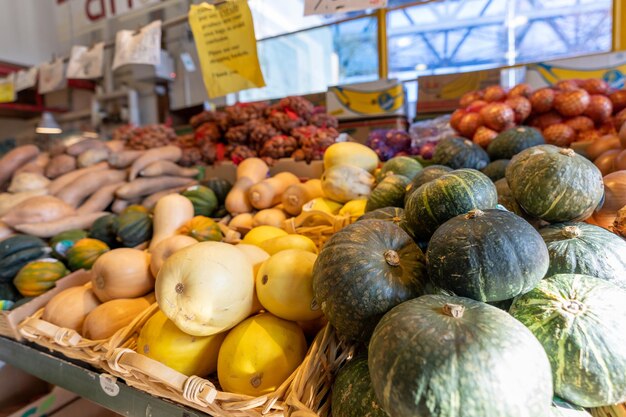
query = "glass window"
xmin=239 ymin=17 xmax=378 ymax=102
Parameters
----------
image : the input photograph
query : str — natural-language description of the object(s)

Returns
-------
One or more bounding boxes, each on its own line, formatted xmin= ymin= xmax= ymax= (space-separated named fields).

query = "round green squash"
xmin=331 ymin=356 xmax=387 ymax=417
xmin=182 ymin=185 xmax=218 ymax=217
xmin=357 ymin=207 xmax=412 ymax=238
xmin=551 ymin=397 xmax=591 ymax=417
xmin=0 ymin=235 xmax=49 ymax=283
xmin=50 ymin=229 xmax=88 ymax=260
xmin=481 ymin=159 xmax=510 ymax=182
xmin=506 ymin=145 xmax=604 ymax=223
xmin=494 ymin=179 xmax=544 ymax=229
xmin=540 ymin=222 xmax=626 ymax=290
xmin=404 ymin=168 xmax=497 ymax=241
xmin=66 ymin=238 xmax=110 ymax=271
xmin=13 ymin=259 xmax=69 ymax=297
xmin=487 ymin=126 xmax=544 ymax=160
xmin=89 ymin=214 xmax=119 ymax=248
xmin=427 ymin=209 xmax=549 ymax=302
xmin=365 ymin=174 xmax=410 ymax=212
xmin=368 ymin=295 xmax=553 ymax=417
xmin=116 ymin=207 xmax=152 ymax=247
xmin=380 ymin=156 xmax=422 ymax=180
xmin=432 ymin=137 xmax=490 ymax=170
xmin=404 ymin=164 xmax=452 ymax=202
xmin=312 ymin=219 xmax=427 ymax=342
xmin=510 ymin=274 xmax=626 ymax=407
xmin=202 ymin=177 xmax=233 ymax=205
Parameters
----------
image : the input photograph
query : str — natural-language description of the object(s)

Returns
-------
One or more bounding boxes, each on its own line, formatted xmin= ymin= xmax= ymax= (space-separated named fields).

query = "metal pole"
xmin=613 ymin=0 xmax=625 ymax=51
xmin=377 ymin=8 xmax=389 ymax=80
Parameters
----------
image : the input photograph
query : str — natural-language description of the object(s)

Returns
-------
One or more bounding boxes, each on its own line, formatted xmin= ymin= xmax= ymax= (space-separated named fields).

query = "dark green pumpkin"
xmin=495 ymin=179 xmax=544 ymax=229
xmin=427 ymin=209 xmax=549 ymax=302
xmin=312 ymin=219 xmax=427 ymax=342
xmin=89 ymin=214 xmax=120 ymax=248
xmin=510 ymin=274 xmax=626 ymax=407
xmin=182 ymin=185 xmax=218 ymax=217
xmin=380 ymin=156 xmax=422 ymax=181
xmin=368 ymin=295 xmax=553 ymax=417
xmin=487 ymin=126 xmax=544 ymax=160
xmin=404 ymin=165 xmax=452 ymax=202
xmin=540 ymin=222 xmax=626 ymax=290
xmin=357 ymin=207 xmax=412 ymax=238
xmin=202 ymin=177 xmax=233 ymax=205
xmin=366 ymin=174 xmax=410 ymax=212
xmin=116 ymin=206 xmax=152 ymax=247
xmin=481 ymin=159 xmax=510 ymax=182
xmin=331 ymin=356 xmax=387 ymax=417
xmin=404 ymin=168 xmax=497 ymax=241
xmin=0 ymin=235 xmax=49 ymax=283
xmin=50 ymin=229 xmax=88 ymax=260
xmin=506 ymin=145 xmax=604 ymax=223
xmin=432 ymin=137 xmax=490 ymax=170
xmin=0 ymin=282 xmax=21 ymax=302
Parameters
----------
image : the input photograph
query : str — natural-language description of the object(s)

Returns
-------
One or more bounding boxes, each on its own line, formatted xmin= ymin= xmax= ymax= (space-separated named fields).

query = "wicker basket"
xmin=591 ymin=404 xmax=626 ymax=416
xmin=283 ymin=211 xmax=352 ymax=250
xmin=18 ymin=282 xmax=155 ymax=369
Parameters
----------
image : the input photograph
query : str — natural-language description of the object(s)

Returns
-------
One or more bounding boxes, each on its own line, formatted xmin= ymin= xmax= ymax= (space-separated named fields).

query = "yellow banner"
xmin=188 ymin=1 xmax=265 ymax=98
xmin=0 ymin=76 xmax=15 ymax=103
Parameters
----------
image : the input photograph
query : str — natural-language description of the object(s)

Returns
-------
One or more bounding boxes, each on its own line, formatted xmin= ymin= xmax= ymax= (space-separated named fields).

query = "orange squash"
xmin=91 ymin=248 xmax=153 ymax=302
xmin=42 ymin=286 xmax=100 ymax=331
xmin=82 ymin=293 xmax=155 ymax=339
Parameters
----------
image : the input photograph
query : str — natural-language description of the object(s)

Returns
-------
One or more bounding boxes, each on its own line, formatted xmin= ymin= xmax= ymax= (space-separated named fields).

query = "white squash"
xmin=321 ymin=164 xmax=375 ymax=203
xmin=323 ymin=142 xmax=379 ymax=173
xmin=156 ymin=242 xmax=254 ymax=336
xmin=149 ymin=235 xmax=198 ymax=277
xmin=149 ymin=194 xmax=194 ymax=250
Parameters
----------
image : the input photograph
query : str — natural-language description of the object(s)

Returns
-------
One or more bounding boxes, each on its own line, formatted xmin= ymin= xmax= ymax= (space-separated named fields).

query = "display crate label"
xmin=99 ymin=374 xmax=120 ymax=397
xmin=0 ymin=74 xmax=15 ymax=103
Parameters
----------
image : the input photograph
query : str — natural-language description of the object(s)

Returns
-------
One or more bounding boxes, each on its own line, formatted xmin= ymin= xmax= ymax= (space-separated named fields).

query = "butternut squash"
xmin=115 ymin=177 xmax=195 ymax=200
xmin=48 ymin=162 xmax=109 ymax=195
xmin=149 ymin=235 xmax=197 ymax=277
xmin=0 ymin=145 xmax=39 ymax=188
xmin=82 ymin=293 xmax=155 ymax=340
xmin=225 ymin=177 xmax=255 ymax=214
xmin=109 ymin=150 xmax=144 ymax=168
xmin=281 ymin=179 xmax=324 ymax=216
xmin=248 ymin=172 xmax=300 ymax=210
xmin=140 ymin=161 xmax=199 ymax=178
xmin=252 ymin=208 xmax=287 ymax=228
xmin=56 ymin=169 xmax=127 ymax=207
xmin=129 ymin=146 xmax=182 ymax=181
xmin=77 ymin=182 xmax=125 ymax=215
xmin=14 ymin=212 xmax=108 ymax=238
xmin=236 ymin=158 xmax=269 ymax=183
xmin=91 ymin=248 xmax=153 ymax=302
xmin=45 ymin=154 xmax=76 ymax=179
xmin=229 ymin=213 xmax=254 ymax=233
xmin=2 ymin=195 xmax=76 ymax=227
xmin=141 ymin=184 xmax=197 ymax=210
xmin=42 ymin=286 xmax=100 ymax=332
xmin=150 ymin=194 xmax=195 ymax=250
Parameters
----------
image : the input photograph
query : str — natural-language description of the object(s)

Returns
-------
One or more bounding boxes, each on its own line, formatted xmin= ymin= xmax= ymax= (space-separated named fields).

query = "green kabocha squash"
xmin=177 ymin=216 xmax=222 ymax=242
xmin=89 ymin=214 xmax=119 ymax=248
xmin=366 ymin=174 xmax=410 ymax=212
xmin=312 ymin=219 xmax=427 ymax=342
xmin=66 ymin=238 xmax=110 ymax=271
xmin=0 ymin=282 xmax=21 ymax=302
xmin=368 ymin=295 xmax=553 ymax=417
xmin=50 ymin=229 xmax=88 ymax=260
xmin=427 ymin=209 xmax=549 ymax=302
xmin=487 ymin=126 xmax=544 ymax=160
xmin=510 ymin=274 xmax=626 ymax=407
xmin=540 ymin=222 xmax=626 ymax=289
xmin=182 ymin=185 xmax=218 ymax=217
xmin=13 ymin=259 xmax=69 ymax=297
xmin=404 ymin=168 xmax=497 ymax=241
xmin=380 ymin=156 xmax=422 ymax=181
xmin=202 ymin=177 xmax=233 ymax=205
xmin=481 ymin=159 xmax=510 ymax=182
xmin=551 ymin=397 xmax=591 ymax=417
xmin=116 ymin=206 xmax=152 ymax=247
xmin=432 ymin=137 xmax=490 ymax=170
xmin=495 ymin=179 xmax=544 ymax=229
xmin=357 ymin=207 xmax=413 ymax=238
xmin=0 ymin=235 xmax=49 ymax=283
xmin=506 ymin=145 xmax=603 ymax=222
xmin=331 ymin=356 xmax=387 ymax=417
xmin=404 ymin=164 xmax=453 ymax=202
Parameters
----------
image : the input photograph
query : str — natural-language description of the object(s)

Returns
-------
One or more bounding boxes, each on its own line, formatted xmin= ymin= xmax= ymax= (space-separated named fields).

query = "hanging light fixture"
xmin=36 ymin=112 xmax=62 ymax=134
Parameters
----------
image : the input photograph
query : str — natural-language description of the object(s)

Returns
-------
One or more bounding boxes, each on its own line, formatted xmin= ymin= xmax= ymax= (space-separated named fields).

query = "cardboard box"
xmin=338 ymin=116 xmax=409 ymax=144
xmin=327 ymin=79 xmax=406 ymax=120
xmin=525 ymin=51 xmax=626 ymax=90
xmin=416 ymin=69 xmax=502 ymax=113
xmin=50 ymin=398 xmax=121 ymax=417
xmin=0 ymin=364 xmax=50 ymax=416
xmin=5 ymin=387 xmax=77 ymax=417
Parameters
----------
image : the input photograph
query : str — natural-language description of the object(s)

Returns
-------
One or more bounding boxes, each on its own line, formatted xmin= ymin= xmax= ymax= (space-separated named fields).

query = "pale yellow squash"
xmin=259 ymin=234 xmax=318 ymax=255
xmin=42 ymin=286 xmax=100 ymax=332
xmin=323 ymin=142 xmax=379 ymax=173
xmin=82 ymin=293 xmax=155 ymax=340
xmin=241 ymin=225 xmax=287 ymax=247
xmin=91 ymin=248 xmax=153 ymax=302
xmin=149 ymin=235 xmax=197 ymax=277
xmin=235 ymin=243 xmax=269 ymax=314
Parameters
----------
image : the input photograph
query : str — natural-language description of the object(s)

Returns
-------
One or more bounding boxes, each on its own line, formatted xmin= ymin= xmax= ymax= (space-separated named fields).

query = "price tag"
xmin=304 ymin=0 xmax=387 ymax=15
xmin=15 ymin=67 xmax=37 ymax=92
xmin=112 ymin=20 xmax=162 ymax=70
xmin=99 ymin=374 xmax=120 ymax=397
xmin=67 ymin=43 xmax=105 ymax=79
xmin=39 ymin=58 xmax=66 ymax=95
xmin=188 ymin=1 xmax=266 ymax=98
xmin=0 ymin=74 xmax=15 ymax=103
xmin=180 ymin=52 xmax=197 ymax=73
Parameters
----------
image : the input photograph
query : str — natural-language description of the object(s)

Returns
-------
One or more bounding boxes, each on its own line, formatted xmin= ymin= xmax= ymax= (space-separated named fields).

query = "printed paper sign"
xmin=0 ymin=74 xmax=16 ymax=103
xmin=188 ymin=1 xmax=266 ymax=98
xmin=15 ymin=67 xmax=38 ymax=92
xmin=112 ymin=20 xmax=162 ymax=70
xmin=67 ymin=43 xmax=105 ymax=79
xmin=39 ymin=58 xmax=67 ymax=95
xmin=304 ymin=0 xmax=387 ymax=15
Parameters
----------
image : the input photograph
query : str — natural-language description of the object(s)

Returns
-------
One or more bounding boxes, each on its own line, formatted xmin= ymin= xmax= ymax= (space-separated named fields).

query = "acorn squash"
xmin=116 ymin=205 xmax=152 ymax=247
xmin=177 ymin=216 xmax=222 ymax=242
xmin=66 ymin=238 xmax=110 ymax=271
xmin=182 ymin=185 xmax=218 ymax=217
xmin=202 ymin=177 xmax=233 ymax=205
xmin=0 ymin=235 xmax=48 ymax=283
xmin=88 ymin=214 xmax=119 ymax=248
xmin=50 ymin=229 xmax=88 ymax=260
xmin=13 ymin=259 xmax=69 ymax=297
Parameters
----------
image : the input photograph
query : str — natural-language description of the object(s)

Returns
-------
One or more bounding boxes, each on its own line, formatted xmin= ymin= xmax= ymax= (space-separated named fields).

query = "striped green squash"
xmin=366 ymin=174 xmax=410 ymax=212
xmin=369 ymin=295 xmax=553 ymax=417
xmin=481 ymin=159 xmax=510 ymax=182
xmin=380 ymin=156 xmax=422 ymax=180
xmin=331 ymin=356 xmax=387 ymax=417
xmin=404 ymin=168 xmax=497 ymax=241
xmin=432 ymin=137 xmax=490 ymax=170
xmin=487 ymin=126 xmax=544 ymax=160
xmin=540 ymin=223 xmax=626 ymax=290
xmin=510 ymin=274 xmax=626 ymax=407
xmin=405 ymin=165 xmax=452 ymax=202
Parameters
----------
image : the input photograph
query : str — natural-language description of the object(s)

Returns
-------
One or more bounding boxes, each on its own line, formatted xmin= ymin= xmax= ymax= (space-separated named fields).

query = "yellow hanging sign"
xmin=188 ymin=1 xmax=265 ymax=98
xmin=0 ymin=74 xmax=15 ymax=104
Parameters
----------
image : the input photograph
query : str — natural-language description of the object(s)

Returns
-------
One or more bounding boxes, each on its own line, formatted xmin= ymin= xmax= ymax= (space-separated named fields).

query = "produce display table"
xmin=0 ymin=337 xmax=210 ymax=417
